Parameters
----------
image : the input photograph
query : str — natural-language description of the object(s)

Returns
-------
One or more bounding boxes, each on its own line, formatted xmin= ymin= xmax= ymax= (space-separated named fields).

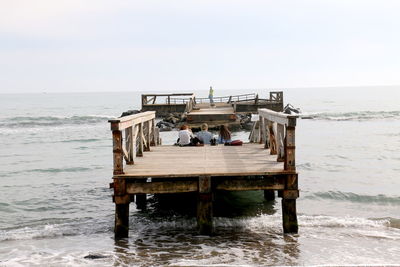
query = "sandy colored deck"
xmin=189 ymin=107 xmax=234 ymax=115
xmin=116 ymin=143 xmax=285 ymax=178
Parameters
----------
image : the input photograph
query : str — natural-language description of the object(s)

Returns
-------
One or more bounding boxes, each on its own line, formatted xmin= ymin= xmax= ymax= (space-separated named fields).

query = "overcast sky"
xmin=1 ymin=0 xmax=399 ymax=93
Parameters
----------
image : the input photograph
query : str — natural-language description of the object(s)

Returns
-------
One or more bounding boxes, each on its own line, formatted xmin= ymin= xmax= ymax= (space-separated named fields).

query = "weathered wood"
xmin=127 ymin=181 xmax=198 ymax=194
xmin=112 ymin=130 xmax=124 ymax=175
xmin=144 ymin=120 xmax=151 ymax=152
xmin=215 ymin=179 xmax=284 ymax=191
xmin=276 ymin=123 xmax=285 ymax=162
xmin=258 ymin=108 xmax=298 ymax=126
xmin=284 ymin=126 xmax=296 ymax=171
xmin=282 ymin=190 xmax=299 ymax=199
xmin=125 ymin=127 xmax=134 ymax=164
xmin=282 ymin=199 xmax=298 ymax=233
xmin=137 ymin=122 xmax=144 ymax=157
xmin=150 ymin=118 xmax=156 ymax=146
xmin=109 ymin=111 xmax=156 ymax=131
xmin=115 ymin=203 xmax=129 ymax=238
xmin=113 ymin=144 xmax=290 ymax=179
xmin=198 ymin=175 xmax=213 ymax=235
xmin=268 ymin=123 xmax=277 ymax=155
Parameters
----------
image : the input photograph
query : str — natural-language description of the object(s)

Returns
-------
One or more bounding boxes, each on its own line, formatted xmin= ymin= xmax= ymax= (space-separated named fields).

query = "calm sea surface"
xmin=0 ymin=87 xmax=399 ymax=266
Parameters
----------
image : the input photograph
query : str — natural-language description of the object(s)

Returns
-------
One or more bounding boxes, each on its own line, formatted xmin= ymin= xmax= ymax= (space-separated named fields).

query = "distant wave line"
xmin=0 ymin=115 xmax=114 ymax=128
xmin=302 ymin=110 xmax=400 ymax=121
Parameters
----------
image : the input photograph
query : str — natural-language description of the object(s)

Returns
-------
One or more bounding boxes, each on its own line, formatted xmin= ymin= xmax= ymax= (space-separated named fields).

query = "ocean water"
xmin=0 ymin=87 xmax=399 ymax=266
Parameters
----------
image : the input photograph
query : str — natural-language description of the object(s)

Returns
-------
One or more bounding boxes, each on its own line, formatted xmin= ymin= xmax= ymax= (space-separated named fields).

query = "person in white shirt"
xmin=178 ymin=125 xmax=193 ymax=146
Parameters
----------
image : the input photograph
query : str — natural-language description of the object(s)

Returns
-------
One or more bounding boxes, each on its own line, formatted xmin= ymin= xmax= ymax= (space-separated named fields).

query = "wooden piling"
xmin=115 ymin=203 xmax=130 ymax=238
xmin=197 ymin=175 xmax=213 ymax=235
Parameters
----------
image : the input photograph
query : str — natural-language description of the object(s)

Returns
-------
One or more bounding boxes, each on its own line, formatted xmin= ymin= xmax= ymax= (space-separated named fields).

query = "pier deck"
xmin=117 ymin=144 xmax=284 ymax=179
xmin=109 ymin=108 xmax=299 ymax=238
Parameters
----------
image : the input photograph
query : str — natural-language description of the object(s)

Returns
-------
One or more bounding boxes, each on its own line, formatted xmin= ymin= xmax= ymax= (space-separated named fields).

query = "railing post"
xmin=137 ymin=122 xmax=144 ymax=157
xmin=144 ymin=120 xmax=151 ymax=152
xmin=284 ymin=117 xmax=296 ymax=171
xmin=268 ymin=122 xmax=277 ymax=155
xmin=276 ymin=123 xmax=285 ymax=162
xmin=150 ymin=118 xmax=156 ymax=146
xmin=112 ymin=130 xmax=124 ymax=175
xmin=125 ymin=127 xmax=134 ymax=165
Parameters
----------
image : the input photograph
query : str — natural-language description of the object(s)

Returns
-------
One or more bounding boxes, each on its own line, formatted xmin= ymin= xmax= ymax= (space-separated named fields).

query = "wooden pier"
xmin=109 ymin=108 xmax=299 ymax=238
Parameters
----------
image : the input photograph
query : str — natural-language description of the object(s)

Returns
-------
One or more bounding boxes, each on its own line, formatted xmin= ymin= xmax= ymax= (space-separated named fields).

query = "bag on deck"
xmin=229 ymin=140 xmax=243 ymax=146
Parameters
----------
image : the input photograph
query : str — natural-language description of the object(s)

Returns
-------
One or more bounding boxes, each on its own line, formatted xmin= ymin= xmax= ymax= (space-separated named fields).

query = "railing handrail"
xmin=258 ymin=109 xmax=298 ymax=127
xmin=109 ymin=111 xmax=156 ymax=131
xmin=142 ymin=94 xmax=195 ymax=106
xmin=109 ymin=111 xmax=159 ymax=175
xmin=252 ymin=108 xmax=297 ymax=171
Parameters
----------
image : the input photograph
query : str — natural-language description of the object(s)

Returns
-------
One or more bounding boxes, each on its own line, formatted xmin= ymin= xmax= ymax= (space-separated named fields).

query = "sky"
xmin=1 ymin=0 xmax=400 ymax=93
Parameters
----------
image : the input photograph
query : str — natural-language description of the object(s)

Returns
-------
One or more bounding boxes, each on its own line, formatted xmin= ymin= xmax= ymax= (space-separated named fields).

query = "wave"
xmin=0 ymin=115 xmax=113 ymax=129
xmin=302 ymin=110 xmax=400 ymax=121
xmin=305 ymin=191 xmax=400 ymax=204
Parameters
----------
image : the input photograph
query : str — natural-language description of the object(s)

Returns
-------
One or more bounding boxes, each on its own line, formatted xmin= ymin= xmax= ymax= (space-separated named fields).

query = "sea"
xmin=0 ymin=86 xmax=399 ymax=266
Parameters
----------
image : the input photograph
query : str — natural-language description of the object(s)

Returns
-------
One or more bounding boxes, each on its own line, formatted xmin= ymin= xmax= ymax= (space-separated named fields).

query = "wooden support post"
xmin=276 ymin=123 xmax=285 ymax=162
xmin=259 ymin=117 xmax=264 ymax=144
xmin=144 ymin=121 xmax=151 ymax=151
xmin=281 ymin=174 xmax=298 ymax=233
xmin=125 ymin=127 xmax=134 ymax=165
xmin=268 ymin=123 xmax=277 ymax=155
xmin=114 ymin=178 xmax=130 ymax=238
xmin=137 ymin=122 xmax=144 ymax=157
xmin=150 ymin=118 xmax=156 ymax=146
xmin=282 ymin=199 xmax=298 ymax=233
xmin=112 ymin=130 xmax=124 ymax=175
xmin=284 ymin=117 xmax=296 ymax=171
xmin=115 ymin=203 xmax=129 ymax=238
xmin=136 ymin=194 xmax=147 ymax=210
xmin=197 ymin=175 xmax=213 ymax=235
xmin=264 ymin=190 xmax=275 ymax=200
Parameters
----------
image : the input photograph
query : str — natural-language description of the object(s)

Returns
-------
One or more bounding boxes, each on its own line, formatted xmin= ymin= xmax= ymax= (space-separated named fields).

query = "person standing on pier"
xmin=208 ymin=86 xmax=214 ymax=107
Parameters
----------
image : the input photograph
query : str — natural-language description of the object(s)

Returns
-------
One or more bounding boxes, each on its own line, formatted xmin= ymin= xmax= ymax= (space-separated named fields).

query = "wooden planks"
xmin=115 ymin=143 xmax=287 ymax=178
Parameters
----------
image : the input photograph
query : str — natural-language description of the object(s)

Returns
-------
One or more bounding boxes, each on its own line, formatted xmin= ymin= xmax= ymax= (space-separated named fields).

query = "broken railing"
xmin=108 ymin=111 xmax=160 ymax=175
xmin=249 ymin=108 xmax=298 ymax=171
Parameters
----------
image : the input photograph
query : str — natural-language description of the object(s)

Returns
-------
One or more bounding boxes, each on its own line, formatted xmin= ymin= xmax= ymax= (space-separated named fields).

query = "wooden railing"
xmin=195 ymin=93 xmax=257 ymax=104
xmin=142 ymin=93 xmax=195 ymax=106
xmin=142 ymin=93 xmax=196 ymax=114
xmin=249 ymin=108 xmax=298 ymax=171
xmin=108 ymin=111 xmax=160 ymax=175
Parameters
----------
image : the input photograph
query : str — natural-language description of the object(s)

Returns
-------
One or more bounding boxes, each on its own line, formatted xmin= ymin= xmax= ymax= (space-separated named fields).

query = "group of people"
xmin=177 ymin=123 xmax=231 ymax=146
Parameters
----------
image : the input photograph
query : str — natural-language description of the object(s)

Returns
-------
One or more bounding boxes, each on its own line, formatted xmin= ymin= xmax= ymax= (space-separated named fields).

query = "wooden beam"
xmin=126 ymin=181 xmax=198 ymax=194
xmin=198 ymin=175 xmax=213 ymax=235
xmin=215 ymin=179 xmax=284 ymax=191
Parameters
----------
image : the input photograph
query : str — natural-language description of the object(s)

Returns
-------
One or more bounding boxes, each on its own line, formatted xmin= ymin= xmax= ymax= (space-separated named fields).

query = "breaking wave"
xmin=302 ymin=110 xmax=400 ymax=121
xmin=0 ymin=115 xmax=113 ymax=128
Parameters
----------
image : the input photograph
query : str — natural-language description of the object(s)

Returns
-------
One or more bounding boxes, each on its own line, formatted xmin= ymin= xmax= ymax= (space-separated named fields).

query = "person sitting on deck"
xmin=196 ymin=123 xmax=213 ymax=144
xmin=177 ymin=125 xmax=202 ymax=146
xmin=217 ymin=125 xmax=232 ymax=144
